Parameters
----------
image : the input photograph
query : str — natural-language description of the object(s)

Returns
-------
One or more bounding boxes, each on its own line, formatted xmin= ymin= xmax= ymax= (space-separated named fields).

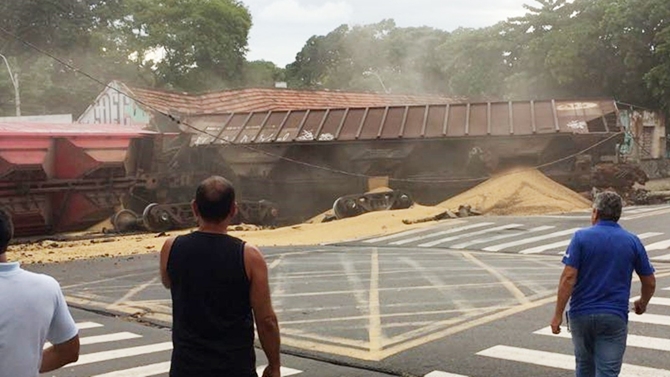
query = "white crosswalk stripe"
xmin=477 ymin=345 xmax=670 ymax=377
xmin=91 ymin=362 xmax=170 ymax=377
xmin=389 ymin=222 xmax=494 ymax=246
xmin=63 ymin=322 xmax=304 ymax=376
xmin=69 ymin=342 xmax=174 ymax=367
xmin=364 ymin=227 xmax=446 ymax=243
xmin=418 ymin=224 xmax=523 ymax=248
xmin=424 ymin=372 xmax=469 ymax=377
xmin=629 ymin=313 xmax=670 ymax=326
xmin=450 ymin=225 xmax=555 ymax=250
xmin=631 ymin=296 xmax=670 ymax=307
xmin=482 ymin=228 xmax=580 ymax=252
xmin=45 ymin=332 xmax=141 ymax=349
xmin=534 ymin=326 xmax=670 ymax=352
xmin=469 ymin=288 xmax=670 ymax=376
xmin=647 ymin=239 xmax=670 ymax=251
xmin=76 ymin=321 xmax=104 ymax=330
xmin=520 ymin=239 xmax=570 ymax=255
xmin=359 ymin=218 xmax=670 ymax=258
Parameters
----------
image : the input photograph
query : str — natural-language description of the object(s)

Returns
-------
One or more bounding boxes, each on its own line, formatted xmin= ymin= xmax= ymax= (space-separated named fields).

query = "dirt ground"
xmin=643 ymin=177 xmax=670 ymax=191
xmin=8 ymin=205 xmax=450 ymax=265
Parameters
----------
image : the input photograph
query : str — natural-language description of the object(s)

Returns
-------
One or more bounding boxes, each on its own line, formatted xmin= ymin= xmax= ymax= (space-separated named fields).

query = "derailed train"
xmin=0 ymin=99 xmax=641 ymax=237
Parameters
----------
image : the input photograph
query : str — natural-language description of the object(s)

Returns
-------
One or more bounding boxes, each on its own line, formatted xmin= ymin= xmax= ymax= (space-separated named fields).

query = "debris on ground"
xmin=402 ymin=204 xmax=481 ymax=225
xmin=437 ymin=168 xmax=592 ymax=215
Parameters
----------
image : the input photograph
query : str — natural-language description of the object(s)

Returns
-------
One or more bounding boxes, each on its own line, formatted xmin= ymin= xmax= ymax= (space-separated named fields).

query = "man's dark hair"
xmin=0 ymin=209 xmax=14 ymax=254
xmin=195 ymin=176 xmax=236 ymax=223
xmin=593 ymin=191 xmax=623 ymax=222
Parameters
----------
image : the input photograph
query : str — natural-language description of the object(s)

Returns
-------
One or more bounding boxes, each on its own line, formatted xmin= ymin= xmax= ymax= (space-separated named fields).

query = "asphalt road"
xmin=28 ymin=205 xmax=670 ymax=377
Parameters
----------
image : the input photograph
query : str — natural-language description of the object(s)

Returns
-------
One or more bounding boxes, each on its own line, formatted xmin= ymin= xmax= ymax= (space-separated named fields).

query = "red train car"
xmin=0 ymin=123 xmax=153 ymax=236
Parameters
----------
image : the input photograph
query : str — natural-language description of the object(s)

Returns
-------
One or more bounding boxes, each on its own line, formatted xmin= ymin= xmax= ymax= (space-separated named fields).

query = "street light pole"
xmin=0 ymin=53 xmax=20 ymax=117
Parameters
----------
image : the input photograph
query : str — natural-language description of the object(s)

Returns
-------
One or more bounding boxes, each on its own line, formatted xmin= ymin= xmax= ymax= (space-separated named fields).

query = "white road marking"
xmin=647 ymin=239 xmax=670 ymax=251
xmin=76 ymin=322 xmax=104 ymax=330
xmin=364 ymin=227 xmax=440 ymax=243
xmin=522 ymin=240 xmax=570 ymax=255
xmin=625 ymin=206 xmax=666 ymax=214
xmin=451 ymin=225 xmax=555 ymax=250
xmin=629 ymin=313 xmax=670 ymax=326
xmin=630 ymin=296 xmax=670 ymax=307
xmin=418 ymin=224 xmax=522 ymax=248
xmin=92 ymin=362 xmax=170 ymax=377
xmin=524 ymin=231 xmax=664 ymax=255
xmin=390 ymin=223 xmax=494 ymax=246
xmin=257 ymin=365 xmax=303 ymax=376
xmin=45 ymin=332 xmax=141 ymax=349
xmin=425 ymin=371 xmax=469 ymax=377
xmin=69 ymin=342 xmax=173 ymax=367
xmin=92 ymin=363 xmax=303 ymax=377
xmin=653 ymin=254 xmax=670 ymax=261
xmin=482 ymin=228 xmax=580 ymax=252
xmin=623 ymin=207 xmax=670 ymax=220
xmin=535 ymin=326 xmax=670 ymax=351
xmin=477 ymin=345 xmax=670 ymax=376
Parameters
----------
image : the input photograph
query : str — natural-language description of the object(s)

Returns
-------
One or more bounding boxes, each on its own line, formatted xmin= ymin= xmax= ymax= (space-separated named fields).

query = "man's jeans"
xmin=570 ymin=313 xmax=628 ymax=377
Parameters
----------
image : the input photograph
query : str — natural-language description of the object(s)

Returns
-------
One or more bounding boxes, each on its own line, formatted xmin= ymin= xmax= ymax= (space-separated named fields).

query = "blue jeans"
xmin=570 ymin=313 xmax=628 ymax=377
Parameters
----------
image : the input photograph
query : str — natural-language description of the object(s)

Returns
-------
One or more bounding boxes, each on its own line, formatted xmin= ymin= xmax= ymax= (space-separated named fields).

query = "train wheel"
xmin=333 ymin=196 xmax=365 ymax=219
xmin=142 ymin=204 xmax=173 ymax=232
xmin=111 ymin=209 xmax=140 ymax=233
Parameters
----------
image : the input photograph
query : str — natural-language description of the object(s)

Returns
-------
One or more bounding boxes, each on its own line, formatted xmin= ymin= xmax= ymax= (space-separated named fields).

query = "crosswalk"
xmin=351 ymin=205 xmax=670 ymax=259
xmin=425 ymin=285 xmax=670 ymax=377
xmin=49 ymin=320 xmax=303 ymax=377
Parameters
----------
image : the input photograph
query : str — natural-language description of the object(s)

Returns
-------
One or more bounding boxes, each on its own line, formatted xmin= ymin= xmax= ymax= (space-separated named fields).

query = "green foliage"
xmin=244 ymin=60 xmax=285 ymax=88
xmin=2 ymin=0 xmax=670 ymax=117
xmin=286 ymin=0 xmax=670 ymax=109
xmin=286 ymin=20 xmax=450 ymax=94
xmin=125 ymin=0 xmax=252 ymax=91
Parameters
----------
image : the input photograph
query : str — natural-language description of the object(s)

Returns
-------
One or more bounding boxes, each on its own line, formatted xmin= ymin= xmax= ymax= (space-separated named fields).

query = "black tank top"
xmin=167 ymin=231 xmax=256 ymax=377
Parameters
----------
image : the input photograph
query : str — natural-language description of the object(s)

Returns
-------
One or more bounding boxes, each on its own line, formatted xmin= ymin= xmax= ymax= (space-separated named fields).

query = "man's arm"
xmin=551 ymin=265 xmax=578 ymax=334
xmin=160 ymin=237 xmax=175 ymax=289
xmin=245 ymin=244 xmax=281 ymax=377
xmin=40 ymin=335 xmax=80 ymax=373
xmin=634 ymin=273 xmax=656 ymax=315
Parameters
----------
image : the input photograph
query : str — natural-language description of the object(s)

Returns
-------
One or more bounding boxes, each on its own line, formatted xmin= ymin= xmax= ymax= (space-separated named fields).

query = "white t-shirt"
xmin=0 ymin=262 xmax=78 ymax=377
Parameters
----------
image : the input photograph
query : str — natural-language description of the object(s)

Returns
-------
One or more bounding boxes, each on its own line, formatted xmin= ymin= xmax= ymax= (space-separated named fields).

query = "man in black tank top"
xmin=159 ymin=176 xmax=281 ymax=377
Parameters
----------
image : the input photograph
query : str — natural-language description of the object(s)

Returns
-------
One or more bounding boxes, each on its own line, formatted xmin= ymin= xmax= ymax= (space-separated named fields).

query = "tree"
xmin=435 ymin=25 xmax=512 ymax=99
xmin=285 ymin=20 xmax=450 ymax=94
xmin=244 ymin=60 xmax=285 ymax=88
xmin=125 ymin=0 xmax=252 ymax=91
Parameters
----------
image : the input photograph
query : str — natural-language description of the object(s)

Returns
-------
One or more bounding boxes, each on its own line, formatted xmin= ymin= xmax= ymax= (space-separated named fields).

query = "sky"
xmin=243 ymin=0 xmax=533 ymax=67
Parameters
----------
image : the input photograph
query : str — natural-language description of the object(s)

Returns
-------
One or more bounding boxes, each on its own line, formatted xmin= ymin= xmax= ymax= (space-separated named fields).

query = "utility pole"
xmin=0 ymin=53 xmax=20 ymax=117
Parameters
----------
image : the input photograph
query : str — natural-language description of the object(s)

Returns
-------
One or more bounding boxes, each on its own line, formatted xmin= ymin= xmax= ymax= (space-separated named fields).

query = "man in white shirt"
xmin=0 ymin=210 xmax=80 ymax=377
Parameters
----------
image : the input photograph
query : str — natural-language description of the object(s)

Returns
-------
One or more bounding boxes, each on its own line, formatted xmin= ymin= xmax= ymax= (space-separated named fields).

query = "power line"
xmin=0 ymin=25 xmax=625 ymax=184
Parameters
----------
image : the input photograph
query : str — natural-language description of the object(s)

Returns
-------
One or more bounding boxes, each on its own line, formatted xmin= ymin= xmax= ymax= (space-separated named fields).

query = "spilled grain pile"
xmin=439 ymin=168 xmax=591 ymax=215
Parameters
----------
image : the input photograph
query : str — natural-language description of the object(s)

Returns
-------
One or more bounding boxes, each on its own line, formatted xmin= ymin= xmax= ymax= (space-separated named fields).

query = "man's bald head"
xmin=195 ymin=176 xmax=236 ymax=223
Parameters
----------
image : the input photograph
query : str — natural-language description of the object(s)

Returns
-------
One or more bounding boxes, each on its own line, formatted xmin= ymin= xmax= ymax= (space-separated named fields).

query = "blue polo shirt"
xmin=562 ymin=220 xmax=655 ymax=321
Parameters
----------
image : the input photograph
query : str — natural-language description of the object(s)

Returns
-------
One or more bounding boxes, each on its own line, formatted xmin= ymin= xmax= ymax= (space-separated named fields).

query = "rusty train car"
xmin=1 ymin=99 xmax=629 ymax=236
xmin=179 ymin=99 xmax=625 ymax=220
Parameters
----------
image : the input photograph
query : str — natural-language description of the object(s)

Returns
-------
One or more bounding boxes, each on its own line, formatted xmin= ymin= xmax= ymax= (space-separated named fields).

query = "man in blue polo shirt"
xmin=0 ymin=210 xmax=80 ymax=377
xmin=551 ymin=191 xmax=656 ymax=377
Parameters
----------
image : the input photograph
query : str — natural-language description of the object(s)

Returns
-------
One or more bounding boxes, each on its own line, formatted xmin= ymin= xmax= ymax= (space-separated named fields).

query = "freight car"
xmin=0 ymin=99 xmax=648 ymax=237
xmin=178 ymin=99 xmax=630 ymax=221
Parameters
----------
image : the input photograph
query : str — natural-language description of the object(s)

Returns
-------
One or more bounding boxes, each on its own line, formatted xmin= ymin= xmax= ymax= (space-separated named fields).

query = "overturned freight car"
xmin=177 ymin=99 xmax=627 ymax=222
xmin=0 ymin=123 xmax=155 ymax=236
